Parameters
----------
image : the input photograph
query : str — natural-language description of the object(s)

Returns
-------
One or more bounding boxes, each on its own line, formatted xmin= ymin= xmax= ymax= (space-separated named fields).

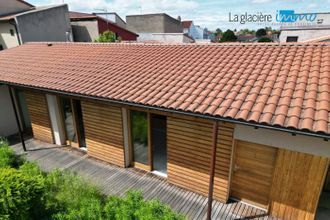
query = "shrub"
xmin=104 ymin=191 xmax=185 ymax=220
xmin=0 ymin=165 xmax=45 ymax=220
xmin=258 ymin=37 xmax=273 ymax=42
xmin=136 ymin=200 xmax=184 ymax=220
xmin=0 ymin=137 xmax=184 ymax=219
xmin=44 ymin=171 xmax=105 ymax=219
xmin=95 ymin=31 xmax=117 ymax=43
xmin=0 ymin=145 xmax=15 ymax=168
xmin=0 ymin=138 xmax=24 ymax=168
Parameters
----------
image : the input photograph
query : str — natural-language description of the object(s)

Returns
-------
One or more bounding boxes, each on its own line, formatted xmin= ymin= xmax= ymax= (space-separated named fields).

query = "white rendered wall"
xmin=0 ymin=86 xmax=18 ymax=137
xmin=46 ymin=94 xmax=66 ymax=145
xmin=234 ymin=124 xmax=330 ymax=157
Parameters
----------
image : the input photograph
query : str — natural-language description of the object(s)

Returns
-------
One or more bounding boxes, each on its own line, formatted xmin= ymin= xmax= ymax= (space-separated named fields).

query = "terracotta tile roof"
xmin=0 ymin=42 xmax=329 ymax=136
xmin=182 ymin=20 xmax=192 ymax=29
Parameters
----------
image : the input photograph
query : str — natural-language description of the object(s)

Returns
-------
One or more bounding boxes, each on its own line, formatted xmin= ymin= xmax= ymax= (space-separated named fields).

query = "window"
xmin=286 ymin=36 xmax=298 ymax=42
xmin=131 ymin=111 xmax=148 ymax=165
xmin=0 ymin=45 xmax=3 ymax=51
xmin=10 ymin=29 xmax=14 ymax=36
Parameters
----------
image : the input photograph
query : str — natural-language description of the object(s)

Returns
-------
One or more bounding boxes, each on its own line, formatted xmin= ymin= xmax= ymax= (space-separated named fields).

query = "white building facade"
xmin=279 ymin=12 xmax=330 ymax=42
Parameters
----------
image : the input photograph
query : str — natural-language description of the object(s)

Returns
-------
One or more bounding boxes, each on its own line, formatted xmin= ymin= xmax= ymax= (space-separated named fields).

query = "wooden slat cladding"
xmin=81 ymin=101 xmax=125 ymax=167
xmin=231 ymin=141 xmax=277 ymax=209
xmin=270 ymin=149 xmax=329 ymax=220
xmin=25 ymin=91 xmax=53 ymax=143
xmin=167 ymin=116 xmax=234 ymax=202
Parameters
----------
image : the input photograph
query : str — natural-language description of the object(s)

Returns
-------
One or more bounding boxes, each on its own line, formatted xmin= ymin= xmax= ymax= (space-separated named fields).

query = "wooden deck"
xmin=9 ymin=138 xmax=275 ymax=220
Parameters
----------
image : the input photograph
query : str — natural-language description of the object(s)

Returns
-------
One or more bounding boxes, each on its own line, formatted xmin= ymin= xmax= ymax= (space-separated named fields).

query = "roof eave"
xmin=2 ymin=82 xmax=329 ymax=141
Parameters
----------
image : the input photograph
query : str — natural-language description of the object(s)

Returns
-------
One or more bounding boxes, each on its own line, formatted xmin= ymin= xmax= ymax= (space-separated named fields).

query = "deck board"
xmin=10 ymin=138 xmax=272 ymax=220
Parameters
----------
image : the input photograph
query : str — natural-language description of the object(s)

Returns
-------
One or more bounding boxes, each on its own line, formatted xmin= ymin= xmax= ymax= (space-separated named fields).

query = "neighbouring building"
xmin=0 ymin=0 xmax=72 ymax=137
xmin=94 ymin=12 xmax=126 ymax=29
xmin=0 ymin=42 xmax=329 ymax=220
xmin=182 ymin=20 xmax=203 ymax=39
xmin=279 ymin=12 xmax=330 ymax=42
xmin=69 ymin=11 xmax=138 ymax=42
xmin=126 ymin=13 xmax=191 ymax=43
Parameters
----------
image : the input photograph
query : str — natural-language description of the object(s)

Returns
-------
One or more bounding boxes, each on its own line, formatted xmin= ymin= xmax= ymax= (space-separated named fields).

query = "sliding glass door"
xmin=130 ymin=111 xmax=149 ymax=167
xmin=130 ymin=110 xmax=167 ymax=174
xmin=60 ymin=97 xmax=86 ymax=148
xmin=151 ymin=115 xmax=167 ymax=174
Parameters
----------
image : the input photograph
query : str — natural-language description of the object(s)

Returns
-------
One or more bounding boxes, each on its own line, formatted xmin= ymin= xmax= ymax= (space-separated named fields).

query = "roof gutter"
xmin=3 ymin=82 xmax=330 ymax=141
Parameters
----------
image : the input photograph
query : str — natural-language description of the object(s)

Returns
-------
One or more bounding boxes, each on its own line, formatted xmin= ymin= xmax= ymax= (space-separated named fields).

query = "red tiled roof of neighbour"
xmin=0 ymin=42 xmax=329 ymax=136
xmin=182 ymin=21 xmax=192 ymax=29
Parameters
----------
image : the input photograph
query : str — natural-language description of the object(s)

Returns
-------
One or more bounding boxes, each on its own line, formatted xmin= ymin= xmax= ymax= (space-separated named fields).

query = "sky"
xmin=28 ymin=0 xmax=330 ymax=31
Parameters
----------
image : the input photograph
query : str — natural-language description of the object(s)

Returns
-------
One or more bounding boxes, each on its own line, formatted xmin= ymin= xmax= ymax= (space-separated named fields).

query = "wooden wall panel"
xmin=231 ymin=140 xmax=277 ymax=209
xmin=167 ymin=116 xmax=234 ymax=202
xmin=270 ymin=149 xmax=329 ymax=220
xmin=25 ymin=91 xmax=53 ymax=143
xmin=81 ymin=101 xmax=125 ymax=167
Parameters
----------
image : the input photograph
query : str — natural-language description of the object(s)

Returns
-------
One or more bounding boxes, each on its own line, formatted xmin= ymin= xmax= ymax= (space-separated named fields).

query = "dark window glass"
xmin=10 ymin=29 xmax=14 ymax=36
xmin=0 ymin=45 xmax=3 ymax=51
xmin=61 ymin=98 xmax=77 ymax=142
xmin=286 ymin=36 xmax=298 ymax=42
xmin=131 ymin=111 xmax=148 ymax=165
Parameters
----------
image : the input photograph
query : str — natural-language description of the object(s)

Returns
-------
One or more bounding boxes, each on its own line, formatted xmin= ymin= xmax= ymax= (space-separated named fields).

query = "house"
xmin=0 ymin=1 xmax=72 ymax=49
xmin=126 ymin=13 xmax=191 ymax=43
xmin=182 ymin=20 xmax=204 ymax=39
xmin=0 ymin=42 xmax=329 ymax=220
xmin=0 ymin=0 xmax=72 ymax=137
xmin=279 ymin=12 xmax=330 ymax=42
xmin=69 ymin=11 xmax=138 ymax=42
xmin=94 ymin=12 xmax=126 ymax=29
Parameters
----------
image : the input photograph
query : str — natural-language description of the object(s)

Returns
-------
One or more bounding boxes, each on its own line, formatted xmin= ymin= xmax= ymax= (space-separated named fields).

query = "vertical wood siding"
xmin=270 ymin=149 xmax=329 ymax=220
xmin=25 ymin=91 xmax=54 ymax=143
xmin=81 ymin=101 xmax=125 ymax=167
xmin=231 ymin=140 xmax=277 ymax=209
xmin=167 ymin=116 xmax=234 ymax=202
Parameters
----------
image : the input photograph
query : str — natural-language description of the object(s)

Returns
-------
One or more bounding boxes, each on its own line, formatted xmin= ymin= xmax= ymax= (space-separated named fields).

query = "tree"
xmin=95 ymin=31 xmax=117 ymax=43
xmin=215 ymin=28 xmax=222 ymax=35
xmin=256 ymin=28 xmax=267 ymax=37
xmin=220 ymin=29 xmax=237 ymax=42
xmin=258 ymin=37 xmax=273 ymax=42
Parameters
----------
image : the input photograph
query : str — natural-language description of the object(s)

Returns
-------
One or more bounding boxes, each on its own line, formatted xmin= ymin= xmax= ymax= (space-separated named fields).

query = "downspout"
xmin=206 ymin=121 xmax=218 ymax=220
xmin=9 ymin=18 xmax=22 ymax=45
xmin=8 ymin=86 xmax=26 ymax=152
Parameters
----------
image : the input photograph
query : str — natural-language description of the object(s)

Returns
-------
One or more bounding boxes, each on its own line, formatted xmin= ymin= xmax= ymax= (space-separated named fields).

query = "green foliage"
xmin=239 ymin=28 xmax=255 ymax=35
xmin=135 ymin=200 xmax=185 ymax=220
xmin=104 ymin=191 xmax=185 ymax=220
xmin=0 ymin=137 xmax=184 ymax=219
xmin=43 ymin=170 xmax=105 ymax=219
xmin=131 ymin=111 xmax=148 ymax=144
xmin=0 ymin=138 xmax=24 ymax=168
xmin=0 ymin=165 xmax=45 ymax=220
xmin=258 ymin=37 xmax=273 ymax=42
xmin=220 ymin=29 xmax=237 ymax=42
xmin=215 ymin=28 xmax=222 ymax=36
xmin=95 ymin=31 xmax=117 ymax=43
xmin=256 ymin=28 xmax=267 ymax=37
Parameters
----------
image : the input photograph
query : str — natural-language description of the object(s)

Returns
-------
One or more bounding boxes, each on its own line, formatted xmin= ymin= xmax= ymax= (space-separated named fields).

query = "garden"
xmin=0 ymin=138 xmax=185 ymax=220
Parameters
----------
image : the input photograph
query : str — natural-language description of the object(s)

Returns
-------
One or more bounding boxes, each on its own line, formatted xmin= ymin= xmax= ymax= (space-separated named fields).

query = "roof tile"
xmin=0 ymin=42 xmax=329 ymax=135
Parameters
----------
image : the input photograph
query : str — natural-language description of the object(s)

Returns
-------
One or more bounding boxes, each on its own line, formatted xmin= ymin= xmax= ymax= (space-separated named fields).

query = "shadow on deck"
xmin=9 ymin=137 xmax=274 ymax=220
